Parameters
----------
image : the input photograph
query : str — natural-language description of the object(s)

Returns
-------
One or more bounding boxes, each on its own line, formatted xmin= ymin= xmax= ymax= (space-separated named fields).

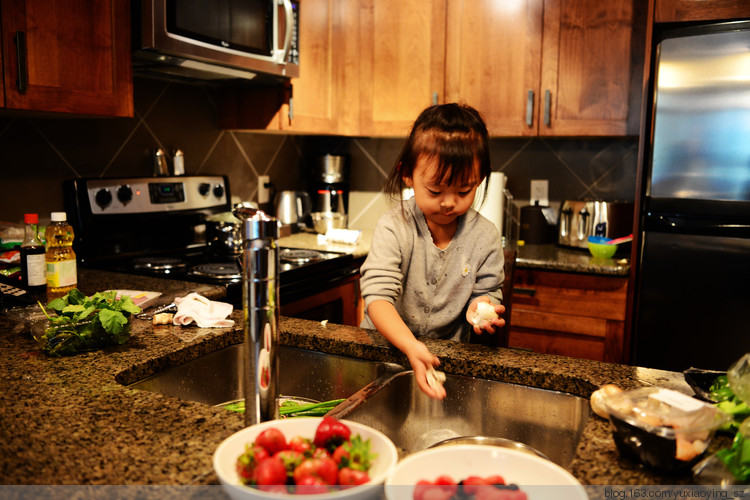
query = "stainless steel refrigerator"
xmin=633 ymin=20 xmax=750 ymax=372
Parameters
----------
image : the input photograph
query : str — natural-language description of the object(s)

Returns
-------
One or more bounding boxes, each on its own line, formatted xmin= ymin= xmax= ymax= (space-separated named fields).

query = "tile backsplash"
xmin=0 ymin=78 xmax=638 ymax=229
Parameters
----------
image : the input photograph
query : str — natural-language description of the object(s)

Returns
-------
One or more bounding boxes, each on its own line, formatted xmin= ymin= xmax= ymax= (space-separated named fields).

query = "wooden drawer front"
xmin=513 ymin=270 xmax=627 ymax=321
xmin=509 ymin=327 xmax=605 ymax=362
xmin=513 ymin=309 xmax=611 ymax=338
xmin=509 ymin=320 xmax=626 ymax=363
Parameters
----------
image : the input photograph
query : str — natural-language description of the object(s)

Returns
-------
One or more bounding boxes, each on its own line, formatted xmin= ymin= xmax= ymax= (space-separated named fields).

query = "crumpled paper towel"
xmin=172 ymin=292 xmax=234 ymax=328
xmin=316 ymin=228 xmax=362 ymax=245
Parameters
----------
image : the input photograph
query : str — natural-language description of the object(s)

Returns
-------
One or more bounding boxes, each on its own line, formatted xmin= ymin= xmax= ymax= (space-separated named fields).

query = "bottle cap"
xmin=24 ymin=213 xmax=39 ymax=224
xmin=50 ymin=212 xmax=67 ymax=222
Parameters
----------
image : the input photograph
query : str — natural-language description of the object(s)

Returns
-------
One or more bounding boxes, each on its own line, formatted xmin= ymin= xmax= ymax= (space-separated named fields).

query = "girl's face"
xmin=404 ymin=155 xmax=482 ymax=228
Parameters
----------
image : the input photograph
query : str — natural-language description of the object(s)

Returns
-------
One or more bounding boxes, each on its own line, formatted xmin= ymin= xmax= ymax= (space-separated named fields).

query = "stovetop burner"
xmin=187 ymin=262 xmax=242 ymax=284
xmin=131 ymin=257 xmax=189 ymax=273
xmin=280 ymin=248 xmax=325 ymax=264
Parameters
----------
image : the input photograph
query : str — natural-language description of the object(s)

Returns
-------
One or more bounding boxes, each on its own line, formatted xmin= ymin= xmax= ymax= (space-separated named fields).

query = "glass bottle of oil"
xmin=45 ymin=212 xmax=77 ymax=299
xmin=20 ymin=213 xmax=47 ymax=294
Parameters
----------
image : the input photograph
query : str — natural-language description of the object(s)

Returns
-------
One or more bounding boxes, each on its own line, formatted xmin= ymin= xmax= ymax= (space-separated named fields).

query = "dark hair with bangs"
xmin=384 ymin=103 xmax=491 ymax=204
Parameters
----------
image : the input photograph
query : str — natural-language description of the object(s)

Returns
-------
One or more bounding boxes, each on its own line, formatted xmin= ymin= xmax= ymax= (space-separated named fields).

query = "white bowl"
xmin=214 ymin=417 xmax=398 ymax=500
xmin=385 ymin=445 xmax=587 ymax=500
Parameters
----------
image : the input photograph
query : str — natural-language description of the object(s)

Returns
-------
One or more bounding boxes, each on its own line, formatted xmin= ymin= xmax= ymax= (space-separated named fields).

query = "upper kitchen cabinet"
xmin=0 ymin=0 xmax=133 ymax=117
xmin=445 ymin=0 xmax=543 ymax=136
xmin=280 ymin=0 xmax=360 ymax=134
xmin=356 ymin=0 xmax=447 ymax=137
xmin=655 ymin=0 xmax=750 ymax=22
xmin=445 ymin=0 xmax=646 ymax=137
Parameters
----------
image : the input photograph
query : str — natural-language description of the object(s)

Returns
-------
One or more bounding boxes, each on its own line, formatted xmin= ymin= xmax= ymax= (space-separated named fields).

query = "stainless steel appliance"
xmin=274 ymin=190 xmax=311 ymax=229
xmin=132 ymin=0 xmax=300 ymax=82
xmin=313 ymin=155 xmax=349 ymax=216
xmin=558 ymin=200 xmax=634 ymax=248
xmin=633 ymin=21 xmax=750 ymax=371
xmin=62 ymin=176 xmax=356 ymax=309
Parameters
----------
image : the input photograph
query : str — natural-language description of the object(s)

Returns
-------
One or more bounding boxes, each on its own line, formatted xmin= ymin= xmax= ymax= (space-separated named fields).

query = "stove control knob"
xmin=94 ymin=188 xmax=112 ymax=209
xmin=117 ymin=185 xmax=133 ymax=204
xmin=213 ymin=183 xmax=225 ymax=199
xmin=199 ymin=183 xmax=211 ymax=196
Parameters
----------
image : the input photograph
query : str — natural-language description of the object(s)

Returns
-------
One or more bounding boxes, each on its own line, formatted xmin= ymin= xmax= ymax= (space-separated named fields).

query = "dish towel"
xmin=172 ymin=293 xmax=235 ymax=328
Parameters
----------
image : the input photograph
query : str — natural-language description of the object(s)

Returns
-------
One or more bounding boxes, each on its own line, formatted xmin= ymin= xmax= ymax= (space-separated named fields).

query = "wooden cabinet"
xmin=219 ymin=0 xmax=645 ymax=137
xmin=508 ymin=269 xmax=629 ymax=363
xmin=0 ymin=0 xmax=133 ymax=117
xmin=655 ymin=0 xmax=750 ymax=22
xmin=281 ymin=272 xmax=361 ymax=326
xmin=356 ymin=0 xmax=447 ymax=137
xmin=279 ymin=0 xmax=360 ymax=134
xmin=445 ymin=0 xmax=646 ymax=136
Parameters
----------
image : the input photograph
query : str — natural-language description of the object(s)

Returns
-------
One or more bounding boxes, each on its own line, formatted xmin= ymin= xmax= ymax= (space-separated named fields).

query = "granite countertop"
xmin=1 ymin=270 xmax=727 ymax=490
xmin=515 ymin=243 xmax=630 ymax=277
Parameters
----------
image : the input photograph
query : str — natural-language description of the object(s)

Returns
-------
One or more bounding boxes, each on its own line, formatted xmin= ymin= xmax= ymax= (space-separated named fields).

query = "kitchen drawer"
xmin=509 ymin=269 xmax=628 ymax=363
xmin=513 ymin=270 xmax=627 ymax=320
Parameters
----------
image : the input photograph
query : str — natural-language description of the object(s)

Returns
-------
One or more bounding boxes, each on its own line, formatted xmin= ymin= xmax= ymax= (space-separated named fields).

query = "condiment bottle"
xmin=45 ymin=212 xmax=77 ymax=299
xmin=20 ymin=213 xmax=46 ymax=294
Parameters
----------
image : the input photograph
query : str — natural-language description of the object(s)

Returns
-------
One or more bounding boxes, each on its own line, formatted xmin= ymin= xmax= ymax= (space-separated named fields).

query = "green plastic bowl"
xmin=587 ymin=236 xmax=617 ymax=258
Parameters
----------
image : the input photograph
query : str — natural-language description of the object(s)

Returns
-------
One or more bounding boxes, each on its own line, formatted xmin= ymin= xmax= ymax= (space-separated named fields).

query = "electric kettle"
xmin=274 ymin=191 xmax=311 ymax=227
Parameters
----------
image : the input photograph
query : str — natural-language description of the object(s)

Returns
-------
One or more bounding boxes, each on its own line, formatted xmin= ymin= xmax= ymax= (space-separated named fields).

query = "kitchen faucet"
xmin=234 ymin=205 xmax=280 ymax=425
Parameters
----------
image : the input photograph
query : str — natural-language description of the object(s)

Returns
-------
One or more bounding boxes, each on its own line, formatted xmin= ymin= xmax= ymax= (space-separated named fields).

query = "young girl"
xmin=359 ymin=103 xmax=506 ymax=400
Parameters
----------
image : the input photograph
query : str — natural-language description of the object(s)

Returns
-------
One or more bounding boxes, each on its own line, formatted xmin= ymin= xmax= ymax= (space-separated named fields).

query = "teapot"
xmin=274 ymin=191 xmax=311 ymax=227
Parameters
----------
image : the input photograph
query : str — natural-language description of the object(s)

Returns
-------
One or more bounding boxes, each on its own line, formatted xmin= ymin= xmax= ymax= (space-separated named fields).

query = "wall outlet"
xmin=258 ymin=175 xmax=271 ymax=204
xmin=530 ymin=179 xmax=549 ymax=206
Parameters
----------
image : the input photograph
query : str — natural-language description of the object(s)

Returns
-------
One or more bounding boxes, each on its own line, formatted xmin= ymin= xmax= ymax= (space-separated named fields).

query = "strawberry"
xmin=484 ymin=474 xmax=506 ymax=485
xmin=413 ymin=480 xmax=434 ymax=500
xmin=313 ymin=416 xmax=351 ymax=451
xmin=236 ymin=444 xmax=270 ymax=485
xmin=420 ymin=485 xmax=454 ymax=500
xmin=475 ymin=485 xmax=527 ymax=500
xmin=294 ymin=475 xmax=330 ymax=495
xmin=255 ymin=427 xmax=288 ymax=456
xmin=461 ymin=476 xmax=490 ymax=495
xmin=289 ymin=435 xmax=314 ymax=456
xmin=312 ymin=447 xmax=332 ymax=460
xmin=251 ymin=456 xmax=288 ymax=486
xmin=433 ymin=475 xmax=458 ymax=498
xmin=273 ymin=449 xmax=305 ymax=479
xmin=332 ymin=435 xmax=376 ymax=471
xmin=338 ymin=467 xmax=370 ymax=486
xmin=293 ymin=456 xmax=339 ymax=485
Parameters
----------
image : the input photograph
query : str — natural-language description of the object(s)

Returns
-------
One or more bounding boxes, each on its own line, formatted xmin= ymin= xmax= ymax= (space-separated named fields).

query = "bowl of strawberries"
xmin=384 ymin=445 xmax=588 ymax=500
xmin=213 ymin=416 xmax=399 ymax=500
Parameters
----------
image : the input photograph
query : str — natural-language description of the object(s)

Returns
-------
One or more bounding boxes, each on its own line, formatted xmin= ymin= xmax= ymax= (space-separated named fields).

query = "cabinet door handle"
xmin=514 ymin=287 xmax=536 ymax=297
xmin=14 ymin=31 xmax=27 ymax=94
xmin=544 ymin=89 xmax=551 ymax=127
xmin=525 ymin=90 xmax=534 ymax=126
xmin=432 ymin=92 xmax=439 ymax=106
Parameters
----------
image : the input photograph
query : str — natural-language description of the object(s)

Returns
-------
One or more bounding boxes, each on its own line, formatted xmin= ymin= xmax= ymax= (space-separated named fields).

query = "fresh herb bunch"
xmin=36 ymin=289 xmax=141 ymax=356
xmin=710 ymin=375 xmax=750 ymax=433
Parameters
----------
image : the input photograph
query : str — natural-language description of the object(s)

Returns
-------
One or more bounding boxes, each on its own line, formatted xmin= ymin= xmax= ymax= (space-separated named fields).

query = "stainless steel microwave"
xmin=133 ymin=0 xmax=300 ymax=83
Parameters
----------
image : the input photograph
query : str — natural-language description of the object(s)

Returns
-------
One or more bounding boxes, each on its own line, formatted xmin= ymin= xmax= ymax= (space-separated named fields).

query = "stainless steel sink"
xmin=128 ymin=345 xmax=589 ymax=468
xmin=329 ymin=371 xmax=590 ymax=467
xmin=128 ymin=344 xmax=403 ymax=406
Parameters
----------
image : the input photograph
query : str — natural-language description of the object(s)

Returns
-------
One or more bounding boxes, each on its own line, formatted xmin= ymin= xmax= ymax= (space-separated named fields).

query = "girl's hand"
xmin=466 ymin=297 xmax=506 ymax=335
xmin=404 ymin=340 xmax=446 ymax=400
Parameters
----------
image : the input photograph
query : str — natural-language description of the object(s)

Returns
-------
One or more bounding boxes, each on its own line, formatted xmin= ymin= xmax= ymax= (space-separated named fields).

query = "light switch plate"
xmin=530 ymin=179 xmax=549 ymax=206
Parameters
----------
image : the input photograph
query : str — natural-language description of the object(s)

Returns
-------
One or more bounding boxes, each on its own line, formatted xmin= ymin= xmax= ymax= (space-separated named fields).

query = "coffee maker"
xmin=314 ymin=155 xmax=349 ymax=216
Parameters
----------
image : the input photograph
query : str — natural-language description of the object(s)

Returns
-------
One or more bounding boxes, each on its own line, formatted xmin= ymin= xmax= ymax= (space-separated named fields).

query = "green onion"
xmin=278 ymin=399 xmax=346 ymax=417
